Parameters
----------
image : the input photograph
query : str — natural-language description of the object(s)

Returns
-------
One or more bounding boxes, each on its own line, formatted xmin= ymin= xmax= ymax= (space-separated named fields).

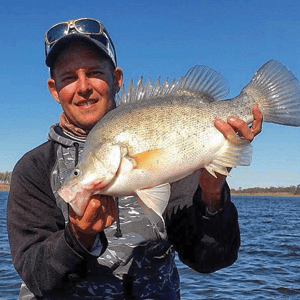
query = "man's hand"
xmin=68 ymin=195 xmax=117 ymax=249
xmin=215 ymin=104 xmax=263 ymax=142
xmin=199 ymin=105 xmax=263 ymax=212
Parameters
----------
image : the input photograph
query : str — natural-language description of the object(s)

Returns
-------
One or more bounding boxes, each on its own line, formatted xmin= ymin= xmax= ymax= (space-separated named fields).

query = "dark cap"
xmin=45 ymin=19 xmax=117 ymax=68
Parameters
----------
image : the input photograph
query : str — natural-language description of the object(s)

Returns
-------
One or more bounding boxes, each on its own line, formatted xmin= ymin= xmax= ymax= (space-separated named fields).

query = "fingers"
xmin=251 ymin=104 xmax=263 ymax=136
xmin=214 ymin=118 xmax=253 ymax=143
xmin=98 ymin=195 xmax=117 ymax=227
xmin=83 ymin=196 xmax=102 ymax=223
xmin=227 ymin=116 xmax=254 ymax=141
xmin=86 ymin=195 xmax=116 ymax=230
xmin=214 ymin=105 xmax=263 ymax=142
xmin=68 ymin=195 xmax=117 ymax=249
xmin=69 ymin=195 xmax=117 ymax=233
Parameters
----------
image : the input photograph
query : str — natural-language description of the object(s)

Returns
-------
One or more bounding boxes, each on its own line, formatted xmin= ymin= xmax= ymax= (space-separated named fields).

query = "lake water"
xmin=1 ymin=191 xmax=300 ymax=299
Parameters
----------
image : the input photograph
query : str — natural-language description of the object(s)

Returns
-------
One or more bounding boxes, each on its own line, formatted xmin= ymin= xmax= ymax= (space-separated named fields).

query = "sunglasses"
xmin=45 ymin=18 xmax=116 ymax=65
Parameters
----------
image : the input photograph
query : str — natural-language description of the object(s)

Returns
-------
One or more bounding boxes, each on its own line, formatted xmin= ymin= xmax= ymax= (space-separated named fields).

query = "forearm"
xmin=8 ymin=188 xmax=81 ymax=295
xmin=166 ymin=182 xmax=240 ymax=273
xmin=198 ymin=168 xmax=230 ymax=213
xmin=9 ymin=209 xmax=107 ymax=296
xmin=190 ymin=183 xmax=240 ymax=272
xmin=6 ymin=161 xmax=105 ymax=296
xmin=15 ymin=229 xmax=87 ymax=296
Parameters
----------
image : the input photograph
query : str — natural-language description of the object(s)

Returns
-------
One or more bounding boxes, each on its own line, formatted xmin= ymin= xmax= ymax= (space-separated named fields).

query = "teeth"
xmin=78 ymin=100 xmax=96 ymax=107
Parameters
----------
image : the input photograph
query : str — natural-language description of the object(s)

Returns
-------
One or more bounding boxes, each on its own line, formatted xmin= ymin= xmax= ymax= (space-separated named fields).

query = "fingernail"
xmin=228 ymin=116 xmax=237 ymax=122
xmin=215 ymin=119 xmax=225 ymax=125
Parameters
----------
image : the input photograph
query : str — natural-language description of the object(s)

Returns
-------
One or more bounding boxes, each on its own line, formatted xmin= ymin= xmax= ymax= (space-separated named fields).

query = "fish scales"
xmin=58 ymin=60 xmax=300 ymax=227
xmin=92 ymin=95 xmax=254 ymax=156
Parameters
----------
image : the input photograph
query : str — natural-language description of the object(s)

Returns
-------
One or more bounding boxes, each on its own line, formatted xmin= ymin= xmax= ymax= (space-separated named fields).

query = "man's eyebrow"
xmin=89 ymin=65 xmax=106 ymax=71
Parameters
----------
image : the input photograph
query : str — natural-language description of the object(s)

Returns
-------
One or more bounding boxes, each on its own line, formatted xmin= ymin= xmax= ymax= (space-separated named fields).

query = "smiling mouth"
xmin=76 ymin=100 xmax=98 ymax=107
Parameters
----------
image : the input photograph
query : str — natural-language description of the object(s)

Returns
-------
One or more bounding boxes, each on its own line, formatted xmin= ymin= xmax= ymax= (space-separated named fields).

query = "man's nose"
xmin=77 ymin=75 xmax=92 ymax=96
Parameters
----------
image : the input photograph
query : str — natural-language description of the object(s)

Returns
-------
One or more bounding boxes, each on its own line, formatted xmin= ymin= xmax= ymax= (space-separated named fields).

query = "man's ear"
xmin=113 ymin=67 xmax=123 ymax=93
xmin=47 ymin=78 xmax=61 ymax=104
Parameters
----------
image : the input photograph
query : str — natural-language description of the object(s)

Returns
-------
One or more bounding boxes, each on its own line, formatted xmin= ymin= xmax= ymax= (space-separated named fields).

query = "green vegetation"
xmin=0 ymin=171 xmax=12 ymax=185
xmin=231 ymin=185 xmax=300 ymax=195
xmin=0 ymin=171 xmax=11 ymax=191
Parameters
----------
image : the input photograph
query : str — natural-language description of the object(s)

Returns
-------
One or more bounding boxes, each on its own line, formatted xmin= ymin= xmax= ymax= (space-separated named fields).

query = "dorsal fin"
xmin=116 ymin=65 xmax=230 ymax=106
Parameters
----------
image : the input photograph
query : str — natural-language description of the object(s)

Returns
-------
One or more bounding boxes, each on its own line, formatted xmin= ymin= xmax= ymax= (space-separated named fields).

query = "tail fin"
xmin=243 ymin=60 xmax=300 ymax=126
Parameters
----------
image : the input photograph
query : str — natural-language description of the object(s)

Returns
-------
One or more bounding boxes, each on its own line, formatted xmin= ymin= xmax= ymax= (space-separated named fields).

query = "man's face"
xmin=48 ymin=43 xmax=122 ymax=130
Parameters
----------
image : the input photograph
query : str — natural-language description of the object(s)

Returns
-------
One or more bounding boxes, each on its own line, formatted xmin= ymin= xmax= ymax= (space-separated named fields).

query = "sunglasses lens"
xmin=47 ymin=24 xmax=68 ymax=43
xmin=75 ymin=19 xmax=101 ymax=34
xmin=45 ymin=19 xmax=116 ymax=67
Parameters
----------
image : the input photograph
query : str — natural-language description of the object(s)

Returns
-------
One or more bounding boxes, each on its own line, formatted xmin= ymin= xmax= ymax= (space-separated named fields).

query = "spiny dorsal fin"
xmin=116 ymin=65 xmax=230 ymax=106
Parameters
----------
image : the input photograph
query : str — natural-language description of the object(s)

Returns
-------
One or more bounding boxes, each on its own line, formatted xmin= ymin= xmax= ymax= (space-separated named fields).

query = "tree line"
xmin=231 ymin=185 xmax=300 ymax=195
xmin=0 ymin=171 xmax=12 ymax=184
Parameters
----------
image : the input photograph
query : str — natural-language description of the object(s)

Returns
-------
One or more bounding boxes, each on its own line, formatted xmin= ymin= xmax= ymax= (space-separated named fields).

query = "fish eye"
xmin=73 ymin=169 xmax=80 ymax=177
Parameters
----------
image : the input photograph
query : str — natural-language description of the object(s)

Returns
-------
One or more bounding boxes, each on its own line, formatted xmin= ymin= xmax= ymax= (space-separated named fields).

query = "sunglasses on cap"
xmin=45 ymin=18 xmax=116 ymax=67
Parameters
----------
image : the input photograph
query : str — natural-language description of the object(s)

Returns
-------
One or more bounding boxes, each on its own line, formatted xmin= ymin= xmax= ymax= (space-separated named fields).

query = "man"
xmin=7 ymin=18 xmax=263 ymax=299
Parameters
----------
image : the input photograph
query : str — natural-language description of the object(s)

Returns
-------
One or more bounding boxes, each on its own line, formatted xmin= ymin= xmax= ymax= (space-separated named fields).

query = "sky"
xmin=0 ymin=0 xmax=299 ymax=188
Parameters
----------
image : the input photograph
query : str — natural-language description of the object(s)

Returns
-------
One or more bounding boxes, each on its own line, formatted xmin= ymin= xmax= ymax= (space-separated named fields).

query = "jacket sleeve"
xmin=6 ymin=144 xmax=107 ymax=297
xmin=166 ymin=182 xmax=240 ymax=273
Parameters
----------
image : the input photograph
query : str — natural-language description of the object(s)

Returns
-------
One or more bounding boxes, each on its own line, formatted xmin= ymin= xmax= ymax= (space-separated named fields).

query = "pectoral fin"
xmin=131 ymin=149 xmax=163 ymax=170
xmin=135 ymin=183 xmax=171 ymax=231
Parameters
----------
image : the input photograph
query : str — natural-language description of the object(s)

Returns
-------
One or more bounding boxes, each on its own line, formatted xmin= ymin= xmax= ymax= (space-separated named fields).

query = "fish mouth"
xmin=57 ymin=186 xmax=72 ymax=202
xmin=58 ymin=186 xmax=93 ymax=216
xmin=76 ymin=99 xmax=99 ymax=107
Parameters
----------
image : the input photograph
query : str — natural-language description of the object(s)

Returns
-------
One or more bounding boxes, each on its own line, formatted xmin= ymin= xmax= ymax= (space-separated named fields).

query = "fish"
xmin=58 ymin=60 xmax=300 ymax=227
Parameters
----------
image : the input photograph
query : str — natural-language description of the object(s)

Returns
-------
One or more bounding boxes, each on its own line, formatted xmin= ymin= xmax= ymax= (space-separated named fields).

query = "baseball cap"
xmin=45 ymin=18 xmax=117 ymax=68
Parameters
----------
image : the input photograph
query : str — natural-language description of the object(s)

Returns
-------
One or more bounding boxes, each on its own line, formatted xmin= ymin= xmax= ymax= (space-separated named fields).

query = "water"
xmin=178 ymin=195 xmax=300 ymax=299
xmin=1 ymin=191 xmax=300 ymax=299
xmin=0 ymin=192 xmax=21 ymax=300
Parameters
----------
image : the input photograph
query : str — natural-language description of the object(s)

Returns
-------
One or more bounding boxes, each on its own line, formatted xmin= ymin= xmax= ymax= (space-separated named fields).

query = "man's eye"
xmin=89 ymin=71 xmax=103 ymax=76
xmin=62 ymin=76 xmax=75 ymax=82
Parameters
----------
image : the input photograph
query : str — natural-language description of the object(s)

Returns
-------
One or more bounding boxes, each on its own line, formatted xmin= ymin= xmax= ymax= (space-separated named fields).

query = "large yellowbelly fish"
xmin=58 ymin=60 xmax=300 ymax=226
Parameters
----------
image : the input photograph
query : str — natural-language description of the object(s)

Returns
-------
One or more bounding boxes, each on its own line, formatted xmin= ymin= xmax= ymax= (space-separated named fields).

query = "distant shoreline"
xmin=0 ymin=184 xmax=9 ymax=192
xmin=231 ymin=192 xmax=300 ymax=197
